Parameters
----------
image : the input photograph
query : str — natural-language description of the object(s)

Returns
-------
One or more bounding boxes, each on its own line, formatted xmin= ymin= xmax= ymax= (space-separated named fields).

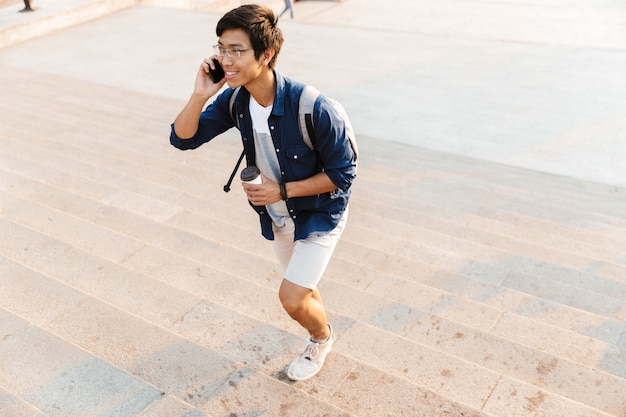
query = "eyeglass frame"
xmin=213 ymin=45 xmax=253 ymax=59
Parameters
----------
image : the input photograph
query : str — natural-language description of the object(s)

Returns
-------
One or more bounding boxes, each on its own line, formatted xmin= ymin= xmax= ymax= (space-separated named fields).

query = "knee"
xmin=279 ymin=287 xmax=306 ymax=317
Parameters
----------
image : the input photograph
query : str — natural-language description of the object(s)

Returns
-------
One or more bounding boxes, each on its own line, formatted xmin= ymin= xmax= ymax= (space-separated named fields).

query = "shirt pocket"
xmin=285 ymin=144 xmax=318 ymax=177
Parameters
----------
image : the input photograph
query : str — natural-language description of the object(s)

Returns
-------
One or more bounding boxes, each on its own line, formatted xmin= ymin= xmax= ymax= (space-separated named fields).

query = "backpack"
xmin=223 ymin=85 xmax=357 ymax=192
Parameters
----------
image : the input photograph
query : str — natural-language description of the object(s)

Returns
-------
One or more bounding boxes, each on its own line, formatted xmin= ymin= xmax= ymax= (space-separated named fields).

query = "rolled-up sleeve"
xmin=170 ymin=90 xmax=236 ymax=150
xmin=312 ymin=98 xmax=357 ymax=191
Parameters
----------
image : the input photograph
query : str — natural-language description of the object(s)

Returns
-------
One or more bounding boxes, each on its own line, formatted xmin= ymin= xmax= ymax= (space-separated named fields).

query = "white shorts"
xmin=271 ymin=208 xmax=348 ymax=291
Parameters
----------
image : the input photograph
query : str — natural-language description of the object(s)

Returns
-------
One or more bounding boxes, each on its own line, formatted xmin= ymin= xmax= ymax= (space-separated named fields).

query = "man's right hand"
xmin=195 ymin=57 xmax=227 ymax=99
xmin=173 ymin=57 xmax=227 ymax=139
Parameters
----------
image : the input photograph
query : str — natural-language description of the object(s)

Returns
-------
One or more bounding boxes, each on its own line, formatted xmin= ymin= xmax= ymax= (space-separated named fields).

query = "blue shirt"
xmin=170 ymin=71 xmax=357 ymax=241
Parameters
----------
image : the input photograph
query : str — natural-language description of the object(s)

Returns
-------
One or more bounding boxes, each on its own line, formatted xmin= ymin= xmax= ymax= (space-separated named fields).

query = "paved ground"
xmin=0 ymin=0 xmax=625 ymax=416
xmin=2 ymin=0 xmax=626 ymax=187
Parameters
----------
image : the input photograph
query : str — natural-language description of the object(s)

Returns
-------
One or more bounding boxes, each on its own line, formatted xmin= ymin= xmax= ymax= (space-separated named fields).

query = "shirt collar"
xmin=272 ymin=70 xmax=286 ymax=116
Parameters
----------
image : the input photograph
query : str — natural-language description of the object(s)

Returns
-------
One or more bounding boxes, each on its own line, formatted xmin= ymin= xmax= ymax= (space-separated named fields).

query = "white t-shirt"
xmin=249 ymin=97 xmax=289 ymax=227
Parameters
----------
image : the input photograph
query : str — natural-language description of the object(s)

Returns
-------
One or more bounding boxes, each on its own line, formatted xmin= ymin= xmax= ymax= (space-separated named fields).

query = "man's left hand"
xmin=242 ymin=174 xmax=282 ymax=206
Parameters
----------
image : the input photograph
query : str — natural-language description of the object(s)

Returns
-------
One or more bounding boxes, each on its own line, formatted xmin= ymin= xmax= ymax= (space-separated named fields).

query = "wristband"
xmin=280 ymin=181 xmax=288 ymax=200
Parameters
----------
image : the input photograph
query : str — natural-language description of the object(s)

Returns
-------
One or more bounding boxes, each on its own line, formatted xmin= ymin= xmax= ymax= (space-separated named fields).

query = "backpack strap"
xmin=224 ymin=87 xmax=244 ymax=193
xmin=299 ymin=85 xmax=320 ymax=150
xmin=229 ymin=87 xmax=241 ymax=128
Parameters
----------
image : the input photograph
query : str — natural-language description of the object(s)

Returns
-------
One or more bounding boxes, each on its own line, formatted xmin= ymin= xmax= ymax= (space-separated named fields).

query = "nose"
xmin=221 ymin=53 xmax=234 ymax=66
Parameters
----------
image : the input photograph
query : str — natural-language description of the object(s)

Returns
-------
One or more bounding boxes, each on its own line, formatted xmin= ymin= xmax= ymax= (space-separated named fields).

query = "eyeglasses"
xmin=213 ymin=45 xmax=252 ymax=59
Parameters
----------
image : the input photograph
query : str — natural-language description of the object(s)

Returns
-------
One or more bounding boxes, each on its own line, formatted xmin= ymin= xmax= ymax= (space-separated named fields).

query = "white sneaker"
xmin=287 ymin=324 xmax=335 ymax=381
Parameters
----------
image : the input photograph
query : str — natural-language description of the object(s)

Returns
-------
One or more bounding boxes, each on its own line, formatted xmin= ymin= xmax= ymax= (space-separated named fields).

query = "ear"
xmin=263 ymin=48 xmax=276 ymax=66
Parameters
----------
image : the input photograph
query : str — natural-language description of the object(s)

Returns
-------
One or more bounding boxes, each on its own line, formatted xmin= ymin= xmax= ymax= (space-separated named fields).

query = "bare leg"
xmin=279 ymin=279 xmax=330 ymax=341
xmin=311 ymin=288 xmax=323 ymax=304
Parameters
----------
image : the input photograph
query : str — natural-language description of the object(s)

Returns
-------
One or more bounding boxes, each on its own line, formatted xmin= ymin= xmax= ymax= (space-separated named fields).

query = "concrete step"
xmin=3 ymin=134 xmax=619 ymax=328
xmin=7 ymin=65 xmax=625 ymax=257
xmin=1 ymin=224 xmax=611 ymax=416
xmin=6 ymin=88 xmax=625 ymax=301
xmin=1 ymin=234 xmax=622 ymax=417
xmin=3 ymin=152 xmax=619 ymax=348
xmin=5 ymin=168 xmax=610 ymax=412
xmin=3 ymin=70 xmax=625 ymax=292
xmin=355 ymin=177 xmax=626 ymax=259
xmin=0 ymin=374 xmax=47 ymax=417
xmin=4 ymin=81 xmax=624 ymax=282
xmin=360 ymin=138 xmax=626 ymax=234
xmin=0 ymin=250 xmax=494 ymax=417
xmin=1 ymin=63 xmax=621 ymax=308
xmin=1 ymin=176 xmax=621 ymax=361
xmin=2 ymin=133 xmax=625 ymax=335
xmin=2 ymin=159 xmax=620 ymax=412
xmin=2 ymin=50 xmax=626 ymax=417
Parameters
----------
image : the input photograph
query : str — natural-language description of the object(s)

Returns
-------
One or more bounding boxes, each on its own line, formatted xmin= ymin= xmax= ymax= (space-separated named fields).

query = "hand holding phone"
xmin=208 ymin=58 xmax=225 ymax=83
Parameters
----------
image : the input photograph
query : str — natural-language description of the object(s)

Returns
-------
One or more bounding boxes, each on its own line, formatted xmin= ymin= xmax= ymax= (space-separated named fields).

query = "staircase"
xmin=0 ymin=56 xmax=625 ymax=417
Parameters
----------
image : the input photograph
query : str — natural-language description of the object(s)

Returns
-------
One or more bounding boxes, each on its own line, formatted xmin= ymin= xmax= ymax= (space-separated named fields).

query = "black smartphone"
xmin=208 ymin=58 xmax=225 ymax=83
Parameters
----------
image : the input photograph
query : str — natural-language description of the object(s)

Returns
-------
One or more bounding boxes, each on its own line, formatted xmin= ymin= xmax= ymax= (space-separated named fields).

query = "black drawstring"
xmin=223 ymin=150 xmax=245 ymax=192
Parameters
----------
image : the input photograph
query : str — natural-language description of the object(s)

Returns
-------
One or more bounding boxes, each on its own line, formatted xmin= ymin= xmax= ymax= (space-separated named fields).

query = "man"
xmin=170 ymin=4 xmax=356 ymax=381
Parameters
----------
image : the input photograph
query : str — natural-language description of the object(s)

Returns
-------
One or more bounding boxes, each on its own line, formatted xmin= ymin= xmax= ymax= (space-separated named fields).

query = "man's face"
xmin=217 ymin=28 xmax=265 ymax=88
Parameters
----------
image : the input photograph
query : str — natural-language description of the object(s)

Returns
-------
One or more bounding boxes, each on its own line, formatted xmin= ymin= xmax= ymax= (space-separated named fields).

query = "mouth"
xmin=225 ymin=71 xmax=238 ymax=80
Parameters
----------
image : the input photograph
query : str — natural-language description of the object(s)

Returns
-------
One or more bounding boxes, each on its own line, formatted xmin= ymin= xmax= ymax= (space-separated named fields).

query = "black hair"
xmin=216 ymin=4 xmax=284 ymax=69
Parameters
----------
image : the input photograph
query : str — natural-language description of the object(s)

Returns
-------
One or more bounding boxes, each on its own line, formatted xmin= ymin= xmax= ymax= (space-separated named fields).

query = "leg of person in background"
xmin=278 ymin=0 xmax=294 ymax=19
xmin=20 ymin=0 xmax=35 ymax=12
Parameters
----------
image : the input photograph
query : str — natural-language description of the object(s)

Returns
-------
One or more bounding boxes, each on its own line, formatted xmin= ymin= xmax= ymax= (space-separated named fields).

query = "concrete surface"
xmin=1 ymin=0 xmax=625 ymax=416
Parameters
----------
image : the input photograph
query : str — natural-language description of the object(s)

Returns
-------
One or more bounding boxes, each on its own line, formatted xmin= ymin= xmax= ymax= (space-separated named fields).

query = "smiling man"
xmin=170 ymin=4 xmax=356 ymax=381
